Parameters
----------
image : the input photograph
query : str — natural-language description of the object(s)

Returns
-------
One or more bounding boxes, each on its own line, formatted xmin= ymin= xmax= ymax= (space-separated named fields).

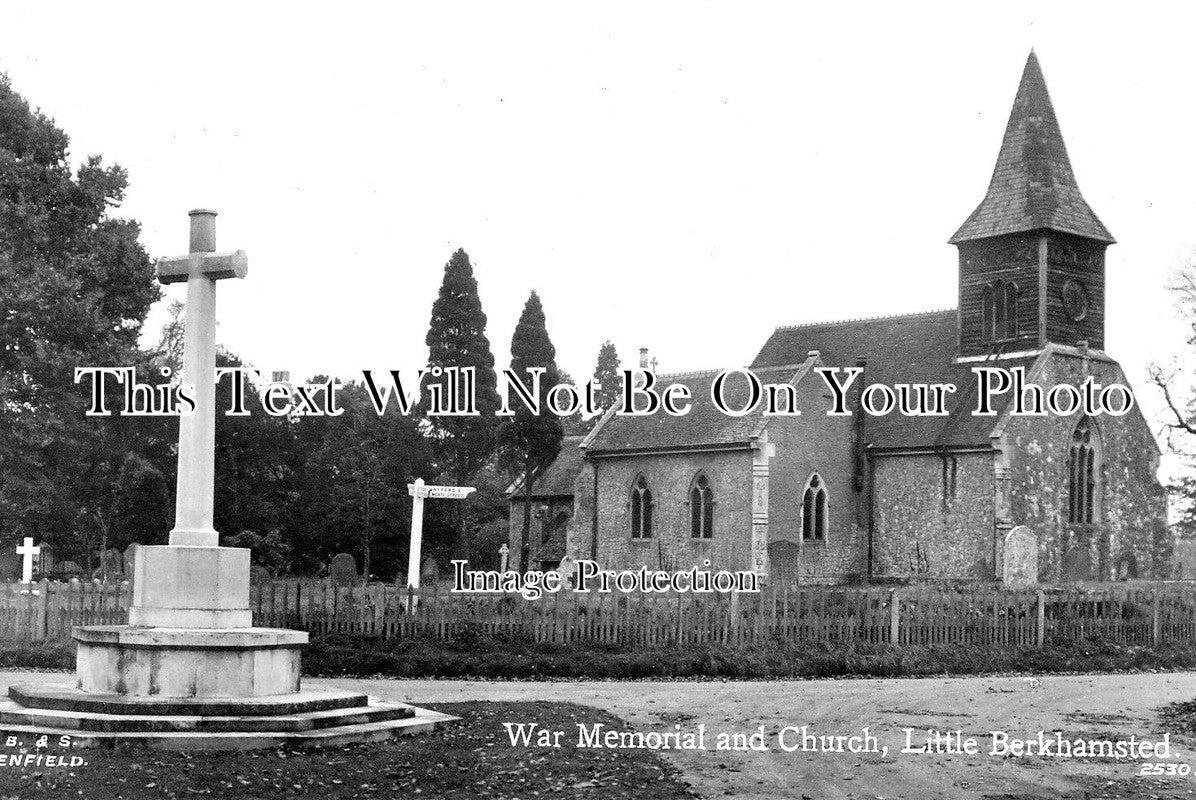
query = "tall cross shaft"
xmin=157 ymin=210 xmax=248 ymax=547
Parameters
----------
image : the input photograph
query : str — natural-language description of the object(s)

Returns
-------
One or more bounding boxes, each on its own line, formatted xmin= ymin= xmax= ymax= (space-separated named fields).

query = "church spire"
xmin=950 ymin=51 xmax=1113 ymax=245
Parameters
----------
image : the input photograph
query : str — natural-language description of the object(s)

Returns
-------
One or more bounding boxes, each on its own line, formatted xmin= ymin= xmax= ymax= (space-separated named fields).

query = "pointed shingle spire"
xmin=950 ymin=51 xmax=1114 ymax=244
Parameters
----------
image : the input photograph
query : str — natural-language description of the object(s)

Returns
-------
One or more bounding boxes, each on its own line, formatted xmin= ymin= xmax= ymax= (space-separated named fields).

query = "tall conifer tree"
xmin=589 ymin=340 xmax=621 ymax=428
xmin=423 ymin=249 xmax=500 ymax=557
xmin=498 ymin=292 xmax=564 ymax=571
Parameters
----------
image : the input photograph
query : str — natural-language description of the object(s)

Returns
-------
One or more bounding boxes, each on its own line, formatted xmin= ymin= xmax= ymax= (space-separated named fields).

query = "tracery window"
xmin=801 ymin=473 xmax=828 ymax=542
xmin=690 ymin=474 xmax=714 ymax=539
xmin=630 ymin=474 xmax=653 ymax=538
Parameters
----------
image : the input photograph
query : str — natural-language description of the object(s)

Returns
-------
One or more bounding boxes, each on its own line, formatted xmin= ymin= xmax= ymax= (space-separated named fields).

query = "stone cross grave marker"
xmin=499 ymin=542 xmax=510 ymax=572
xmin=406 ymin=478 xmax=475 ymax=590
xmin=15 ymin=538 xmax=39 ymax=584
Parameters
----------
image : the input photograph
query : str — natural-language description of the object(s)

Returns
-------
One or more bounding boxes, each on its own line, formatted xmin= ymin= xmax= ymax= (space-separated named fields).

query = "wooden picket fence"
xmin=1 ymin=578 xmax=1195 ymax=648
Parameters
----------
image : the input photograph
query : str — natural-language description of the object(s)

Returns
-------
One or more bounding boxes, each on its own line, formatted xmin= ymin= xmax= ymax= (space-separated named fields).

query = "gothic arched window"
xmin=630 ymin=474 xmax=653 ymax=538
xmin=801 ymin=473 xmax=828 ymax=542
xmin=982 ymin=280 xmax=1019 ymax=342
xmin=690 ymin=474 xmax=714 ymax=539
xmin=1068 ymin=417 xmax=1100 ymax=524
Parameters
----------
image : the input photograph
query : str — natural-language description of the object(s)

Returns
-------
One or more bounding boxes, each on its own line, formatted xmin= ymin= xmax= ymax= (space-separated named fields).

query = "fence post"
xmin=1035 ymin=590 xmax=1045 ymax=648
xmin=1151 ymin=584 xmax=1162 ymax=646
xmin=888 ymin=589 xmax=900 ymax=645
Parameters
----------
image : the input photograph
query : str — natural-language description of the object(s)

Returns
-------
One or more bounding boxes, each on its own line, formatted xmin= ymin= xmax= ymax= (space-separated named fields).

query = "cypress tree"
xmin=498 ymin=291 xmax=564 ymax=571
xmin=589 ymin=340 xmax=622 ymax=428
xmin=423 ymin=249 xmax=501 ymax=557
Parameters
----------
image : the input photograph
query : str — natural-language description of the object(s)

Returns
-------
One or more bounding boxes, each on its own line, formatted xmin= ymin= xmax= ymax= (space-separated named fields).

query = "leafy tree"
xmin=302 ymin=381 xmax=437 ymax=580
xmin=422 ymin=248 xmax=501 ymax=558
xmin=497 ymin=292 xmax=564 ymax=571
xmin=108 ymin=453 xmax=170 ymax=552
xmin=0 ymin=74 xmax=159 ymax=549
xmin=589 ymin=340 xmax=622 ymax=428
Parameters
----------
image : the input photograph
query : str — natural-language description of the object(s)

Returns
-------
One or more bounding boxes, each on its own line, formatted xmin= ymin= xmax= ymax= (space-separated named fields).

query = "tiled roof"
xmin=585 ymin=364 xmax=805 ymax=455
xmin=753 ymin=309 xmax=1022 ymax=450
xmin=508 ymin=435 xmax=587 ymax=498
xmin=949 ymin=51 xmax=1114 ymax=245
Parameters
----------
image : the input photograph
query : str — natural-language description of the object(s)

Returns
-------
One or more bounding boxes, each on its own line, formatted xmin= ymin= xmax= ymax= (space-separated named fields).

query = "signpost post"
xmin=406 ymin=478 xmax=476 ymax=597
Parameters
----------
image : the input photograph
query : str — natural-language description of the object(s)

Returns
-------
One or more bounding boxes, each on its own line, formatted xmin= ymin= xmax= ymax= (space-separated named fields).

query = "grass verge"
xmin=0 ymin=701 xmax=698 ymax=800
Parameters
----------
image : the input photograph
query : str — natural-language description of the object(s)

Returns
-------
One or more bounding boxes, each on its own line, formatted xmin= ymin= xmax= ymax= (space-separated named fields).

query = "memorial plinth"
xmin=2 ymin=210 xmax=454 ymax=749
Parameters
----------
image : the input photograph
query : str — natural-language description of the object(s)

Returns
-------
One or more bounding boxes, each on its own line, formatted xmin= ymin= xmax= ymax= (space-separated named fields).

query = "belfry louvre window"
xmin=982 ymin=280 xmax=1019 ymax=342
xmin=630 ymin=475 xmax=653 ymax=538
xmin=801 ymin=473 xmax=827 ymax=542
xmin=1068 ymin=417 xmax=1099 ymax=524
xmin=690 ymin=474 xmax=714 ymax=539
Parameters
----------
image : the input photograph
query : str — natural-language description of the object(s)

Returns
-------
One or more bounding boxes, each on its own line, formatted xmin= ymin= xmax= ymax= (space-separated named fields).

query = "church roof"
xmin=949 ymin=51 xmax=1114 ymax=245
xmin=584 ymin=364 xmax=806 ymax=456
xmin=753 ymin=309 xmax=1032 ymax=450
xmin=508 ymin=435 xmax=587 ymax=498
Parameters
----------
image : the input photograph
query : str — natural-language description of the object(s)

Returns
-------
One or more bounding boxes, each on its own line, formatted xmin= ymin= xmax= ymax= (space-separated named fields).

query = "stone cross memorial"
xmin=15 ymin=537 xmax=39 ymax=584
xmin=3 ymin=210 xmax=453 ymax=748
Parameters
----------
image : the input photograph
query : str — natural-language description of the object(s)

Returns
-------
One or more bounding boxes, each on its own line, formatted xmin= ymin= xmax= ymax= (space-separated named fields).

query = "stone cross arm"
xmin=156 ymin=250 xmax=249 ymax=284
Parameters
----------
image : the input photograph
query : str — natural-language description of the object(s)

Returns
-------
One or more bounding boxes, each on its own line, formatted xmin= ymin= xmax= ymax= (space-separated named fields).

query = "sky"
xmin=2 ymin=2 xmax=1195 ymax=449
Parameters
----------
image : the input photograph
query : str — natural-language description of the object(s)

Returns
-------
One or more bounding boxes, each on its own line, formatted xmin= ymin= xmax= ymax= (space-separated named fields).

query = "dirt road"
xmin=326 ymin=672 xmax=1196 ymax=799
xmin=4 ymin=670 xmax=1194 ymax=798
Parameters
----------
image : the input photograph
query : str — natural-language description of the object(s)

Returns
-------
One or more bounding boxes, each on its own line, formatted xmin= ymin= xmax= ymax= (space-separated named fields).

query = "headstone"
xmin=123 ymin=543 xmax=139 ymax=579
xmin=1061 ymin=545 xmax=1093 ymax=582
xmin=498 ymin=542 xmax=510 ymax=572
xmin=556 ymin=555 xmax=576 ymax=587
xmin=1002 ymin=526 xmax=1038 ymax=587
xmin=1115 ymin=553 xmax=1138 ymax=580
xmin=329 ymin=553 xmax=358 ymax=586
xmin=0 ymin=551 xmax=20 ymax=581
xmin=51 ymin=560 xmax=83 ymax=580
xmin=15 ymin=538 xmax=39 ymax=583
xmin=95 ymin=548 xmax=123 ymax=580
xmin=35 ymin=541 xmax=54 ymax=577
xmin=420 ymin=556 xmax=439 ymax=584
xmin=249 ymin=564 xmax=273 ymax=585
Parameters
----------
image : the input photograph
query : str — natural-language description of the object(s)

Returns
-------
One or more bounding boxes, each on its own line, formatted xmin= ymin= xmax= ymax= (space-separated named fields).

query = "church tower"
xmin=951 ymin=51 xmax=1114 ymax=359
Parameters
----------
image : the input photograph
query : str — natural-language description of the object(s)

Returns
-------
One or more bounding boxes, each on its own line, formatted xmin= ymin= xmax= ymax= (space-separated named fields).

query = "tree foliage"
xmin=497 ymin=291 xmax=564 ymax=570
xmin=0 ymin=74 xmax=159 ymax=546
xmin=588 ymin=340 xmax=621 ymax=430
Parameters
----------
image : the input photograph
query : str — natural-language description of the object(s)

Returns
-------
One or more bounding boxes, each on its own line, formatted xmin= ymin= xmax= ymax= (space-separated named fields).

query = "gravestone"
xmin=420 ymin=556 xmax=439 ymax=584
xmin=123 ymin=543 xmax=139 ymax=579
xmin=94 ymin=548 xmax=123 ymax=580
xmin=1062 ymin=544 xmax=1093 ymax=582
xmin=34 ymin=541 xmax=54 ymax=577
xmin=556 ymin=555 xmax=576 ymax=587
xmin=1002 ymin=526 xmax=1038 ymax=587
xmin=0 ymin=551 xmax=20 ymax=581
xmin=52 ymin=560 xmax=83 ymax=580
xmin=330 ymin=553 xmax=359 ymax=586
xmin=249 ymin=564 xmax=273 ymax=585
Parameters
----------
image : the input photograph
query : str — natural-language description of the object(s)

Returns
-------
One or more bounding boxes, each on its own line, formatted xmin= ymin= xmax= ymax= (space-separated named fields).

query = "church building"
xmin=530 ymin=53 xmax=1170 ymax=585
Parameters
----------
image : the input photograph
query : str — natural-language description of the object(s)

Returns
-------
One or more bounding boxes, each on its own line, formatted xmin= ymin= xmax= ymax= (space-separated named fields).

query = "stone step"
xmin=0 ymin=697 xmax=414 ymax=733
xmin=0 ymin=706 xmax=457 ymax=751
xmin=8 ymin=684 xmax=370 ymax=717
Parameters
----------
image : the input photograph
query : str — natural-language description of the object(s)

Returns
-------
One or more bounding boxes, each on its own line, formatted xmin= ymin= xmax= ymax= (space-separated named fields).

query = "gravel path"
xmin=4 ymin=670 xmax=1195 ymax=799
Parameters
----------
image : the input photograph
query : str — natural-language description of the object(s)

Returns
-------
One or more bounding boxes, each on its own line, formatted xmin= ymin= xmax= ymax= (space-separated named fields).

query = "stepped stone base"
xmin=2 ymin=684 xmax=457 ymax=750
xmin=75 ymin=626 xmax=307 ymax=697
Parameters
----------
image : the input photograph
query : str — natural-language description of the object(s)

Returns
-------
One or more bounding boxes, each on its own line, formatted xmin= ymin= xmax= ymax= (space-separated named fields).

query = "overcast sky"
xmin=2 ymin=3 xmax=1195 ymax=445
